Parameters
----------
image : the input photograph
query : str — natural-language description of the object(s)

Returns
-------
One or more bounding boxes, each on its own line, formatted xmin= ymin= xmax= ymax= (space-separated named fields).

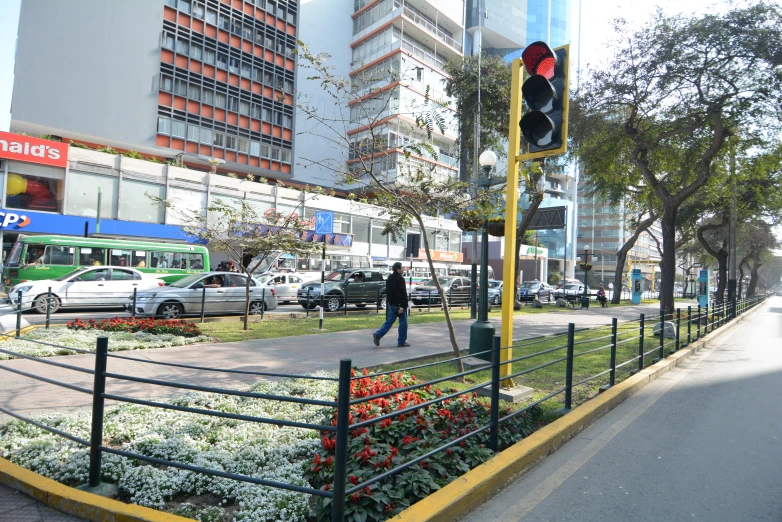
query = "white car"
xmin=257 ymin=273 xmax=308 ymax=304
xmin=7 ymin=266 xmax=165 ymax=313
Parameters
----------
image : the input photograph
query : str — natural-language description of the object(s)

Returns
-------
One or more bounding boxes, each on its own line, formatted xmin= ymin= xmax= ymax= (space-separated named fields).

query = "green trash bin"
xmin=580 ymin=296 xmax=590 ymax=309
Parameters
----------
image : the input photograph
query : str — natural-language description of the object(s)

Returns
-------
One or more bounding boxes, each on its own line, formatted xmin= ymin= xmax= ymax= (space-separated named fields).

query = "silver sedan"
xmin=132 ymin=272 xmax=277 ymax=319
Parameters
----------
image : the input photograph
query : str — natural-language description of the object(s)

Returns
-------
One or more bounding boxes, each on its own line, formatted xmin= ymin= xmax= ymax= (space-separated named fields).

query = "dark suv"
xmin=297 ymin=269 xmax=389 ymax=311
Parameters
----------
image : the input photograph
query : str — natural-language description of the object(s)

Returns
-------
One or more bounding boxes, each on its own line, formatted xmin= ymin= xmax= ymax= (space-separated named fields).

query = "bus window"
xmin=79 ymin=248 xmax=106 ymax=266
xmin=188 ymin=254 xmax=204 ymax=270
xmin=151 ymin=252 xmax=177 ymax=269
xmin=110 ymin=249 xmax=132 ymax=267
xmin=44 ymin=246 xmax=74 ymax=266
xmin=133 ymin=251 xmax=147 ymax=268
xmin=6 ymin=242 xmax=23 ymax=267
xmin=26 ymin=246 xmax=46 ymax=265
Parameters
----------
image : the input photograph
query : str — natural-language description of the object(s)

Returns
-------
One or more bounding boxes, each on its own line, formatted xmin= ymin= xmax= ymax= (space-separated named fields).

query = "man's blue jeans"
xmin=375 ymin=305 xmax=407 ymax=345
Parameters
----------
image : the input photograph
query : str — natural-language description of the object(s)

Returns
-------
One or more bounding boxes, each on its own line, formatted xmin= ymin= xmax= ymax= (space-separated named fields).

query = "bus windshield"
xmin=6 ymin=241 xmax=23 ymax=267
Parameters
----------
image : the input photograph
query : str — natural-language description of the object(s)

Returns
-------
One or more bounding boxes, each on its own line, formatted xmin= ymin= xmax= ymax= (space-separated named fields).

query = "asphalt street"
xmin=460 ymin=297 xmax=782 ymax=522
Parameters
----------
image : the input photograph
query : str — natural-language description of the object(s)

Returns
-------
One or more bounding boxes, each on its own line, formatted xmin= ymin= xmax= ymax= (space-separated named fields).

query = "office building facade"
xmin=11 ymin=0 xmax=296 ymax=179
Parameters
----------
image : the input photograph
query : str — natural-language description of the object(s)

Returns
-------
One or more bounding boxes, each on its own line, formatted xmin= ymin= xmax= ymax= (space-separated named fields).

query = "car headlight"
xmin=13 ymin=286 xmax=32 ymax=294
xmin=137 ymin=293 xmax=157 ymax=301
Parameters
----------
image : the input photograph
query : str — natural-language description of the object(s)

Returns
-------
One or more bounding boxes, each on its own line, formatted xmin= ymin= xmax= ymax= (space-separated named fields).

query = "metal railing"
xmin=0 ymin=295 xmax=766 ymax=520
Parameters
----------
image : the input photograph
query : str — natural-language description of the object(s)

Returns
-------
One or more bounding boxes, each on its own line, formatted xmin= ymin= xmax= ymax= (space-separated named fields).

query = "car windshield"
xmin=521 ymin=282 xmax=539 ymax=289
xmin=170 ymin=274 xmax=205 ymax=288
xmin=565 ymin=284 xmax=580 ymax=290
xmin=326 ymin=271 xmax=350 ymax=281
xmin=55 ymin=268 xmax=90 ymax=281
xmin=423 ymin=278 xmax=452 ymax=286
xmin=488 ymin=281 xmax=501 ymax=288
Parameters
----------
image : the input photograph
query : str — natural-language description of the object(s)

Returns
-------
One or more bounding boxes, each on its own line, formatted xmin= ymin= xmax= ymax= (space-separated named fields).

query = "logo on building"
xmin=0 ymin=131 xmax=69 ymax=168
xmin=0 ymin=212 xmax=31 ymax=229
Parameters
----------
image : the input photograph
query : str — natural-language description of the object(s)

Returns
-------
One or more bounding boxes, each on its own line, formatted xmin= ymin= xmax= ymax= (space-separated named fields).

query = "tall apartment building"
xmin=576 ymin=192 xmax=663 ymax=290
xmin=11 ymin=0 xmax=296 ymax=179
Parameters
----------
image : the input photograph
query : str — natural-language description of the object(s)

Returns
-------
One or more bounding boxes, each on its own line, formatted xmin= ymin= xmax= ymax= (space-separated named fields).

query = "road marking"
xmin=491 ymin=343 xmax=721 ymax=522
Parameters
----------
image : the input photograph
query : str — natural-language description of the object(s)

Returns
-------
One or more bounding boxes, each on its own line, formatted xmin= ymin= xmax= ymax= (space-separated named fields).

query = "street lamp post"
xmin=578 ymin=245 xmax=594 ymax=308
xmin=469 ymin=150 xmax=497 ymax=360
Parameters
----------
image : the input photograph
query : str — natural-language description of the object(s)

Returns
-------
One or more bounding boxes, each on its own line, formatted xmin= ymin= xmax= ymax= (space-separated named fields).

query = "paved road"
xmin=0 ymin=482 xmax=81 ymax=521
xmin=0 ymin=302 xmax=671 ymax=421
xmin=461 ymin=297 xmax=782 ymax=522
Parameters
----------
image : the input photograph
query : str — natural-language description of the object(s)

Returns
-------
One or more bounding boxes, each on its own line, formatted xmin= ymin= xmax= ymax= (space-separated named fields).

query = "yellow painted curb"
xmin=389 ymin=302 xmax=764 ymax=522
xmin=0 ymin=458 xmax=193 ymax=522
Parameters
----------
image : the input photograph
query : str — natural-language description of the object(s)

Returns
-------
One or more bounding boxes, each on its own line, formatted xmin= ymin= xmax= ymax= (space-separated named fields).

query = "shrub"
xmin=67 ymin=317 xmax=202 ymax=338
xmin=305 ymin=369 xmax=538 ymax=521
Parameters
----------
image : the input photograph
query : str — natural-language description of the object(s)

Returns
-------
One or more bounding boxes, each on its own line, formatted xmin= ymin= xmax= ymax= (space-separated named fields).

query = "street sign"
xmin=315 ymin=211 xmax=334 ymax=234
xmin=528 ymin=206 xmax=567 ymax=230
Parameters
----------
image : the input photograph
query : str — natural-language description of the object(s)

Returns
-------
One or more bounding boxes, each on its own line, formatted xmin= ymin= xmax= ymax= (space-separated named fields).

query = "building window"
xmin=190 ymin=43 xmax=203 ymax=61
xmin=5 ymin=162 xmax=64 ymax=213
xmin=213 ymin=132 xmax=224 ymax=147
xmin=254 ymin=67 xmax=262 ymax=83
xmin=262 ymin=108 xmax=272 ymax=122
xmin=250 ymin=141 xmax=260 ymax=156
xmin=160 ymin=74 xmax=172 ymax=92
xmin=251 ymin=104 xmax=261 ymax=119
xmin=225 ymin=135 xmax=237 ymax=150
xmin=372 ymin=223 xmax=388 ymax=245
xmin=174 ymin=78 xmax=187 ymax=96
xmin=352 ymin=217 xmax=370 ymax=243
xmin=271 ymin=147 xmax=280 ymax=161
xmin=229 ymin=57 xmax=240 ymax=74
xmin=281 ymin=149 xmax=291 ymax=163
xmin=203 ymin=88 xmax=213 ymax=105
xmin=237 ymin=138 xmax=249 ymax=153
xmin=188 ymin=124 xmax=200 ymax=141
xmin=162 ymin=32 xmax=175 ymax=50
xmin=241 ymin=62 xmax=252 ymax=78
xmin=192 ymin=1 xmax=204 ymax=19
xmin=200 ymin=128 xmax=212 ymax=144
xmin=175 ymin=37 xmax=189 ymax=55
xmin=264 ymin=71 xmax=273 ymax=84
xmin=188 ymin=84 xmax=201 ymax=101
xmin=227 ymin=96 xmax=239 ymax=112
xmin=204 ymin=48 xmax=215 ymax=65
xmin=261 ymin=144 xmax=270 ymax=158
xmin=242 ymin=25 xmax=253 ymax=40
xmin=171 ymin=120 xmax=186 ymax=138
xmin=165 ymin=0 xmax=177 ymax=7
xmin=283 ymin=114 xmax=293 ymax=128
xmin=218 ymin=13 xmax=230 ymax=31
xmin=274 ymin=111 xmax=283 ymax=126
xmin=239 ymin=100 xmax=250 ymax=115
xmin=284 ymin=79 xmax=294 ymax=94
xmin=179 ymin=0 xmax=191 ymax=14
xmin=120 ymin=180 xmax=165 ymax=224
xmin=215 ymin=92 xmax=226 ymax=108
xmin=65 ymin=171 xmax=118 ymax=219
xmin=216 ymin=52 xmax=228 ymax=69
xmin=158 ymin=117 xmax=171 ymax=135
xmin=205 ymin=8 xmax=217 ymax=24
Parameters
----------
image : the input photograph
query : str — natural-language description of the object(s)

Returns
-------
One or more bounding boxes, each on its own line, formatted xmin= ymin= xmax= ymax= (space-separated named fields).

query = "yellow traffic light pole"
xmin=500 ymin=46 xmax=570 ymax=387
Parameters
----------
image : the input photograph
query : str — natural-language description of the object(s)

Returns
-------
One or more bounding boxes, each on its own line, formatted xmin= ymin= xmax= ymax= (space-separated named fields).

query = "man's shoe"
xmin=373 ymin=333 xmax=380 ymax=347
xmin=398 ymin=342 xmax=410 ymax=347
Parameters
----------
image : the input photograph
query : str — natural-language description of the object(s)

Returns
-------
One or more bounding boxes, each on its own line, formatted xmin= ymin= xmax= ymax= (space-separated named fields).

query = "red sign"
xmin=0 ymin=131 xmax=68 ymax=168
xmin=415 ymin=250 xmax=463 ymax=263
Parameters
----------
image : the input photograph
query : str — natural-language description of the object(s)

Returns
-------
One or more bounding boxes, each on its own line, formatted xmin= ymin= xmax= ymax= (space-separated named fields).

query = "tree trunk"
xmin=611 ymin=214 xmax=657 ymax=304
xmin=746 ymin=255 xmax=762 ymax=297
xmin=659 ymin=207 xmax=678 ymax=317
xmin=243 ymin=268 xmax=252 ymax=330
xmin=738 ymin=256 xmax=749 ymax=297
xmin=696 ymin=216 xmax=729 ymax=303
xmin=513 ymin=193 xmax=544 ymax=310
xmin=417 ymin=215 xmax=465 ymax=376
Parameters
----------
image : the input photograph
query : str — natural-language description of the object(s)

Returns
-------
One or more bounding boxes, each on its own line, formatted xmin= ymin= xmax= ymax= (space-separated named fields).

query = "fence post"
xmin=706 ymin=302 xmax=710 ymax=334
xmin=88 ymin=336 xmax=109 ymax=488
xmin=564 ymin=323 xmax=575 ymax=410
xmin=307 ymin=288 xmax=311 ymax=318
xmin=489 ymin=335 xmax=501 ymax=453
xmin=675 ymin=309 xmax=681 ymax=352
xmin=697 ymin=304 xmax=701 ymax=339
xmin=658 ymin=309 xmax=664 ymax=360
xmin=332 ymin=359 xmax=352 ymax=522
xmin=447 ymin=289 xmax=452 ymax=309
xmin=200 ymin=286 xmax=206 ymax=323
xmin=638 ymin=314 xmax=645 ymax=371
xmin=687 ymin=306 xmax=692 ymax=346
xmin=608 ymin=318 xmax=617 ymax=386
xmin=376 ymin=288 xmax=380 ymax=314
xmin=428 ymin=290 xmax=431 ymax=313
xmin=344 ymin=285 xmax=348 ymax=316
xmin=131 ymin=288 xmax=137 ymax=319
xmin=261 ymin=288 xmax=265 ymax=320
xmin=45 ymin=287 xmax=52 ymax=329
xmin=15 ymin=290 xmax=22 ymax=338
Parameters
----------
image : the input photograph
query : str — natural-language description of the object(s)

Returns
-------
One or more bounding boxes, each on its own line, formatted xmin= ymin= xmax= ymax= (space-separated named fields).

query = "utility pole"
xmin=469 ymin=0 xmax=484 ymax=320
xmin=728 ymin=135 xmax=737 ymax=303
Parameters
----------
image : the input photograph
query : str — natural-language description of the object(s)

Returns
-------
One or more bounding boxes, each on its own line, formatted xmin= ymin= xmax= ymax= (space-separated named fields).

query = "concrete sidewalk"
xmin=0 ymin=303 xmax=669 ymax=421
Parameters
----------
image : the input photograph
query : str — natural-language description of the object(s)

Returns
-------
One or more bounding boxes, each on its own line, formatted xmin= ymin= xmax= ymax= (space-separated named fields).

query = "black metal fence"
xmin=0 ymin=295 xmax=766 ymax=520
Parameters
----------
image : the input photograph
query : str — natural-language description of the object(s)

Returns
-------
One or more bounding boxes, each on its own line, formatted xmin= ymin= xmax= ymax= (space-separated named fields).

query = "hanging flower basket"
xmin=579 ymin=263 xmax=593 ymax=271
xmin=487 ymin=221 xmax=506 ymax=237
xmin=457 ymin=217 xmax=481 ymax=231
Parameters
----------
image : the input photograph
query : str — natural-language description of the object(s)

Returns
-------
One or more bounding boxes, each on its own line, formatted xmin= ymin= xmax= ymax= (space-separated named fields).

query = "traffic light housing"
xmin=518 ymin=42 xmax=569 ymax=159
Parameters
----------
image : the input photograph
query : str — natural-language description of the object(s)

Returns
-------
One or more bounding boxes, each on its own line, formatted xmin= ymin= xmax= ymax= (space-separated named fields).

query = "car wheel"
xmin=412 ymin=299 xmax=423 ymax=306
xmin=300 ymin=301 xmax=317 ymax=310
xmin=547 ymin=292 xmax=552 ymax=302
xmin=355 ymin=303 xmax=367 ymax=308
xmin=325 ymin=295 xmax=342 ymax=312
xmin=33 ymin=294 xmax=60 ymax=314
xmin=249 ymin=301 xmax=265 ymax=315
xmin=378 ymin=294 xmax=387 ymax=310
xmin=157 ymin=302 xmax=183 ymax=319
xmin=492 ymin=295 xmax=500 ymax=305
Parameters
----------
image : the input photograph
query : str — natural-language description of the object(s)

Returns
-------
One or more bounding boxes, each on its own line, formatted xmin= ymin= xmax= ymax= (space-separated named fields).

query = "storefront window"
xmin=79 ymin=248 xmax=107 ymax=266
xmin=449 ymin=231 xmax=461 ymax=252
xmin=119 ymin=179 xmax=166 ymax=223
xmin=65 ymin=171 xmax=119 ymax=219
xmin=353 ymin=217 xmax=370 ymax=243
xmin=5 ymin=161 xmax=64 ymax=213
xmin=371 ymin=222 xmax=388 ymax=245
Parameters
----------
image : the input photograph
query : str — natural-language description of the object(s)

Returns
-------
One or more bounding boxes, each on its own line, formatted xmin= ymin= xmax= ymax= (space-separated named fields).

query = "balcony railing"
xmin=395 ymin=1 xmax=462 ymax=52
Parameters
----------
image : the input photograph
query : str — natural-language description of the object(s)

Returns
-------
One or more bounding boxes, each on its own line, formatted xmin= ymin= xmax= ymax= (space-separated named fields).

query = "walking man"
xmin=373 ymin=262 xmax=409 ymax=347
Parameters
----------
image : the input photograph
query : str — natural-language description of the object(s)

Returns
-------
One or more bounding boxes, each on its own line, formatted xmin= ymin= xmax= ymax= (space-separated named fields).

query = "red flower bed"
xmin=306 ymin=369 xmax=540 ymax=521
xmin=66 ymin=317 xmax=202 ymax=338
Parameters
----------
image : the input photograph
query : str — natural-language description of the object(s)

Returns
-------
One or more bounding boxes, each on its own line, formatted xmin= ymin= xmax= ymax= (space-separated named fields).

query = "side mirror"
xmin=72 ymin=277 xmax=83 ymax=282
xmin=192 ymin=283 xmax=203 ymax=289
xmin=347 ymin=278 xmax=355 ymax=283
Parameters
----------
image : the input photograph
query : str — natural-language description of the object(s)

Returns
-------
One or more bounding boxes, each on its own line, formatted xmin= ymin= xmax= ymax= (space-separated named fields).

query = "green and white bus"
xmin=2 ymin=235 xmax=210 ymax=292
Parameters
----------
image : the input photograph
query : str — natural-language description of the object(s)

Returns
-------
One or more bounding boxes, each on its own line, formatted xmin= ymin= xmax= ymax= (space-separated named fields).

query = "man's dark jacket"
xmin=386 ymin=271 xmax=408 ymax=308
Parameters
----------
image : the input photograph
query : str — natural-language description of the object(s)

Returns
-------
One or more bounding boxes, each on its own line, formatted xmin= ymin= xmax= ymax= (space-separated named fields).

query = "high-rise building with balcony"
xmin=10 ymin=0 xmax=297 ymax=179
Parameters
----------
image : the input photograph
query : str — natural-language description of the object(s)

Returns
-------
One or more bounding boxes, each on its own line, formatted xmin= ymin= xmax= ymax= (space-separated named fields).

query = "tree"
xmin=576 ymin=3 xmax=782 ymax=315
xmin=737 ymin=220 xmax=779 ymax=297
xmin=160 ymin=194 xmax=321 ymax=330
xmin=295 ymin=42 xmax=501 ymax=373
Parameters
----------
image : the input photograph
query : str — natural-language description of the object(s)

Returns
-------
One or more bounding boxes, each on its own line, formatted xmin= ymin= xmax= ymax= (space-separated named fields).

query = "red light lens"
xmin=522 ymin=42 xmax=557 ymax=80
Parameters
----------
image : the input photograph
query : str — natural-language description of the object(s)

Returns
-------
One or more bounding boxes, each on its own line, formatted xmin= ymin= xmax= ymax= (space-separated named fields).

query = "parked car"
xmin=132 ymin=272 xmax=277 ymax=319
xmin=7 ymin=266 xmax=165 ymax=314
xmin=485 ymin=280 xmax=503 ymax=305
xmin=297 ymin=269 xmax=389 ymax=312
xmin=411 ymin=276 xmax=472 ymax=306
xmin=257 ymin=273 xmax=308 ymax=304
xmin=559 ymin=283 xmax=592 ymax=301
xmin=553 ymin=280 xmax=584 ymax=298
xmin=517 ymin=281 xmax=553 ymax=302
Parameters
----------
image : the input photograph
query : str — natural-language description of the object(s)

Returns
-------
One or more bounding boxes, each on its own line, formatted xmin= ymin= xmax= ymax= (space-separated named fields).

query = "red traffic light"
xmin=522 ymin=41 xmax=557 ymax=80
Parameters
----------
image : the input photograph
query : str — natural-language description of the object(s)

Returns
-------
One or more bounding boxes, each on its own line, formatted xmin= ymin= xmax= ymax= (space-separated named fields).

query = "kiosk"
xmin=631 ymin=268 xmax=644 ymax=305
xmin=696 ymin=269 xmax=710 ymax=309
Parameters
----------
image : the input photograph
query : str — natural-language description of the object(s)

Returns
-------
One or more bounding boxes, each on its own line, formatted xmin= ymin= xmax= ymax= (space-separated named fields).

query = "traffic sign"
xmin=315 ymin=211 xmax=334 ymax=234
